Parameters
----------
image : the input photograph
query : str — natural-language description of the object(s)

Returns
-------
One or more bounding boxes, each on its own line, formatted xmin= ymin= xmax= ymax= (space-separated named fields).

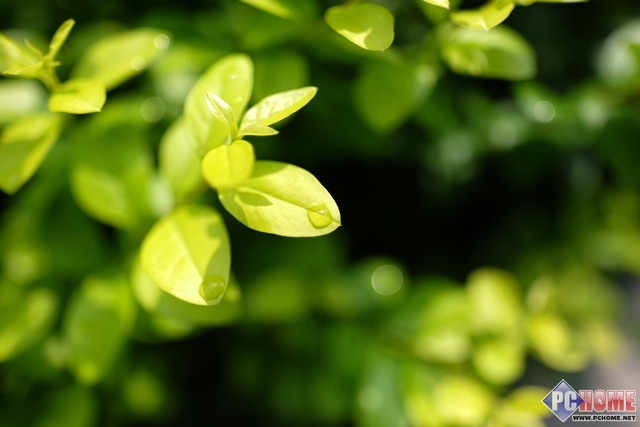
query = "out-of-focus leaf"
xmin=0 ymin=112 xmax=62 ymax=194
xmin=48 ymin=78 xmax=106 ymax=114
xmin=354 ymin=60 xmax=437 ymax=133
xmin=219 ymin=161 xmax=341 ymax=237
xmin=422 ymin=0 xmax=450 ymax=9
xmin=159 ymin=118 xmax=203 ymax=202
xmin=239 ymin=86 xmax=317 ymax=136
xmin=597 ymin=19 xmax=640 ymax=89
xmin=472 ymin=337 xmax=525 ymax=385
xmin=201 ymin=139 xmax=255 ymax=190
xmin=515 ymin=0 xmax=586 ymax=4
xmin=140 ymin=204 xmax=231 ymax=306
xmin=33 ymin=386 xmax=96 ymax=427
xmin=0 ymin=33 xmax=40 ymax=76
xmin=46 ymin=19 xmax=74 ymax=62
xmin=244 ymin=269 xmax=309 ymax=322
xmin=240 ymin=0 xmax=317 ymax=20
xmin=325 ymin=2 xmax=394 ymax=51
xmin=72 ymin=28 xmax=171 ymax=90
xmin=70 ymin=123 xmax=157 ymax=230
xmin=0 ymin=283 xmax=58 ymax=362
xmin=63 ymin=272 xmax=135 ymax=385
xmin=183 ymin=54 xmax=253 ymax=156
xmin=253 ymin=50 xmax=309 ymax=102
xmin=440 ymin=25 xmax=536 ymax=80
xmin=451 ymin=0 xmax=515 ymax=31
xmin=527 ymin=312 xmax=589 ymax=371
xmin=433 ymin=375 xmax=495 ymax=426
xmin=132 ymin=259 xmax=241 ymax=326
xmin=0 ymin=80 xmax=46 ymax=124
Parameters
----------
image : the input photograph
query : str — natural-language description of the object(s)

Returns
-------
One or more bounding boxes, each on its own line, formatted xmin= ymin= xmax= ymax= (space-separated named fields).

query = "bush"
xmin=1 ymin=1 xmax=638 ymax=426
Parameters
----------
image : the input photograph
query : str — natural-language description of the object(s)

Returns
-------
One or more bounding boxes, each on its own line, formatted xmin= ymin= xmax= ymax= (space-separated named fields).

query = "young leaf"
xmin=325 ymin=2 xmax=394 ymax=51
xmin=239 ymin=0 xmax=317 ymax=20
xmin=47 ymin=19 xmax=75 ymax=62
xmin=440 ymin=25 xmax=536 ymax=80
xmin=201 ymin=139 xmax=255 ymax=190
xmin=422 ymin=0 xmax=450 ymax=8
xmin=354 ymin=61 xmax=437 ymax=133
xmin=219 ymin=160 xmax=341 ymax=237
xmin=0 ymin=34 xmax=41 ymax=77
xmin=140 ymin=205 xmax=231 ymax=306
xmin=238 ymin=86 xmax=317 ymax=137
xmin=183 ymin=54 xmax=253 ymax=156
xmin=0 ymin=113 xmax=62 ymax=194
xmin=132 ymin=260 xmax=242 ymax=326
xmin=72 ymin=28 xmax=171 ymax=90
xmin=205 ymin=92 xmax=238 ymax=139
xmin=48 ymin=78 xmax=106 ymax=114
xmin=450 ymin=0 xmax=516 ymax=31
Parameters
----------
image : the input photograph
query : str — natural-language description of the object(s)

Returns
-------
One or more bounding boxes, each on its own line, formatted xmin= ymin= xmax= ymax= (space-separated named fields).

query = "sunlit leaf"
xmin=63 ymin=272 xmax=135 ymax=385
xmin=140 ymin=204 xmax=231 ymax=306
xmin=433 ymin=376 xmax=495 ymax=426
xmin=159 ymin=118 xmax=203 ymax=202
xmin=205 ymin=92 xmax=237 ymax=139
xmin=0 ymin=33 xmax=40 ymax=76
xmin=201 ymin=139 xmax=255 ymax=190
xmin=596 ymin=18 xmax=640 ymax=88
xmin=0 ymin=283 xmax=58 ymax=362
xmin=72 ymin=28 xmax=171 ymax=90
xmin=0 ymin=112 xmax=62 ymax=194
xmin=0 ymin=80 xmax=47 ymax=125
xmin=132 ymin=259 xmax=242 ymax=326
xmin=450 ymin=0 xmax=516 ymax=31
xmin=240 ymin=0 xmax=317 ymax=20
xmin=421 ymin=0 xmax=450 ymax=9
xmin=183 ymin=54 xmax=253 ymax=156
xmin=440 ymin=25 xmax=536 ymax=80
xmin=239 ymin=86 xmax=316 ymax=136
xmin=219 ymin=161 xmax=341 ymax=237
xmin=48 ymin=78 xmax=106 ymax=114
xmin=325 ymin=2 xmax=394 ymax=51
xmin=355 ymin=61 xmax=437 ymax=133
xmin=527 ymin=312 xmax=589 ymax=371
xmin=47 ymin=19 xmax=74 ymax=62
xmin=472 ymin=337 xmax=525 ymax=385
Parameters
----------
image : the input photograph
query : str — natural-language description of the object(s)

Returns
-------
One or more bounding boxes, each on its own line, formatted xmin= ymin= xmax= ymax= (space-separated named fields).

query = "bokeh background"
xmin=1 ymin=0 xmax=640 ymax=426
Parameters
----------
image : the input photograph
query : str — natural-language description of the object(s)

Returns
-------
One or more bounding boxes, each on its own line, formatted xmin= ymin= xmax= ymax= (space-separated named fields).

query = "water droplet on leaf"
xmin=199 ymin=275 xmax=226 ymax=304
xmin=307 ymin=204 xmax=333 ymax=229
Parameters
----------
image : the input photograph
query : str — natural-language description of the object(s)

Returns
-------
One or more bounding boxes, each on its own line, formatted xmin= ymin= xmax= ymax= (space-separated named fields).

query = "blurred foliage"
xmin=1 ymin=0 xmax=640 ymax=426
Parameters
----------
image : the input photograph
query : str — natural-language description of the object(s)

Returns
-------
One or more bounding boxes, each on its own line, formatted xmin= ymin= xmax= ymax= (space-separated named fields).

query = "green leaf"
xmin=325 ymin=2 xmax=394 ymax=51
xmin=140 ymin=205 xmax=231 ymax=306
xmin=0 ymin=112 xmax=62 ymax=194
xmin=201 ymin=139 xmax=255 ymax=190
xmin=132 ymin=260 xmax=242 ymax=326
xmin=239 ymin=86 xmax=317 ymax=136
xmin=515 ymin=0 xmax=586 ymax=4
xmin=63 ymin=272 xmax=135 ymax=385
xmin=205 ymin=92 xmax=238 ymax=139
xmin=33 ymin=386 xmax=97 ymax=427
xmin=0 ymin=283 xmax=58 ymax=362
xmin=46 ymin=19 xmax=74 ymax=62
xmin=253 ymin=50 xmax=309 ymax=102
xmin=183 ymin=54 xmax=253 ymax=156
xmin=240 ymin=0 xmax=317 ymax=20
xmin=219 ymin=161 xmax=341 ymax=237
xmin=450 ymin=0 xmax=516 ymax=31
xmin=48 ymin=78 xmax=106 ymax=114
xmin=440 ymin=25 xmax=536 ymax=80
xmin=472 ymin=337 xmax=525 ymax=385
xmin=72 ymin=28 xmax=171 ymax=90
xmin=0 ymin=80 xmax=47 ymax=125
xmin=0 ymin=33 xmax=40 ymax=76
xmin=596 ymin=19 xmax=640 ymax=88
xmin=421 ymin=0 xmax=450 ymax=8
xmin=354 ymin=61 xmax=437 ymax=133
xmin=159 ymin=118 xmax=203 ymax=202
xmin=70 ymin=122 xmax=157 ymax=230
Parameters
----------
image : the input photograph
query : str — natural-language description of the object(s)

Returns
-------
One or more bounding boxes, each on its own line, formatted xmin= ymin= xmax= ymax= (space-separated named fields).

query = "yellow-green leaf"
xmin=140 ymin=205 xmax=231 ymax=306
xmin=239 ymin=86 xmax=317 ymax=136
xmin=451 ymin=0 xmax=515 ymax=31
xmin=421 ymin=0 xmax=450 ymax=8
xmin=201 ymin=139 xmax=255 ymax=190
xmin=183 ymin=54 xmax=253 ymax=156
xmin=325 ymin=2 xmax=394 ymax=51
xmin=0 ymin=113 xmax=62 ymax=194
xmin=159 ymin=118 xmax=203 ymax=202
xmin=48 ymin=78 xmax=106 ymax=114
xmin=0 ymin=33 xmax=40 ymax=76
xmin=219 ymin=161 xmax=341 ymax=237
xmin=240 ymin=0 xmax=317 ymax=20
xmin=47 ymin=19 xmax=75 ymax=61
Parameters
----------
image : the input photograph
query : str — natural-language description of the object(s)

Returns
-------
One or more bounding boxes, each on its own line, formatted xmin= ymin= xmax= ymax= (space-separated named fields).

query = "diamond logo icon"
xmin=542 ymin=379 xmax=585 ymax=422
